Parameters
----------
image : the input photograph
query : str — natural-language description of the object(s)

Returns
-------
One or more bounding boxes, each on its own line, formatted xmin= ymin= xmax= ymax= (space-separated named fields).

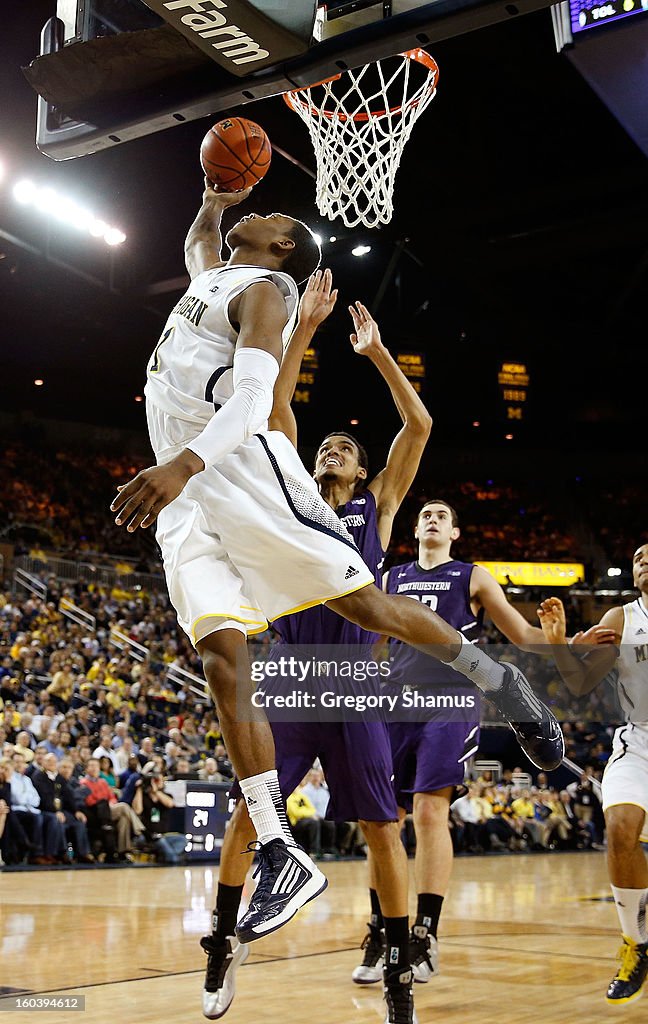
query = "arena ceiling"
xmin=1 ymin=3 xmax=647 ymax=457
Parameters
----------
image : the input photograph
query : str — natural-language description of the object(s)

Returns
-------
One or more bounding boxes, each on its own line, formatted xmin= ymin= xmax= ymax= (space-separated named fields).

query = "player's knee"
xmin=606 ymin=805 xmax=644 ymax=853
xmin=334 ymin=585 xmax=389 ymax=633
xmin=200 ymin=647 xmax=237 ymax=701
xmin=413 ymin=795 xmax=450 ymax=830
xmin=360 ymin=819 xmax=401 ymax=852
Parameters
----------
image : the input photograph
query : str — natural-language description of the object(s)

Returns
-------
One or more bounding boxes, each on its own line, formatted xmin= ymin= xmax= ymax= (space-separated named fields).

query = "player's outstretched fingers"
xmin=140 ymin=506 xmax=158 ymax=529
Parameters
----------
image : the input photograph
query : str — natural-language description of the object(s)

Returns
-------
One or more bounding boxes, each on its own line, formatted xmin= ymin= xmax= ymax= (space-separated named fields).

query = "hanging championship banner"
xmin=497 ymin=361 xmax=529 ymax=421
xmin=293 ymin=347 xmax=319 ymax=404
xmin=397 ymin=351 xmax=426 ymax=395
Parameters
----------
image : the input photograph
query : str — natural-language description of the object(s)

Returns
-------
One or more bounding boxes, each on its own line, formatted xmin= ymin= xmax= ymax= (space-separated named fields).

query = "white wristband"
xmin=187 ymin=347 xmax=279 ymax=468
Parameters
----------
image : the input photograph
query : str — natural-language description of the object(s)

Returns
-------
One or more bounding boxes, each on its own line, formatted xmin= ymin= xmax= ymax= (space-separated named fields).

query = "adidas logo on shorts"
xmin=345 ymin=566 xmax=359 ymax=580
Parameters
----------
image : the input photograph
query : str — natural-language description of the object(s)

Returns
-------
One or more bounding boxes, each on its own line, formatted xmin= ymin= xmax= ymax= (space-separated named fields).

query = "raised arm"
xmin=473 ymin=568 xmax=619 ymax=653
xmin=268 ymin=269 xmax=338 ymax=446
xmin=537 ymin=596 xmax=622 ymax=696
xmin=470 ymin=566 xmax=547 ymax=650
xmin=184 ymin=179 xmax=252 ymax=280
xmin=111 ymin=280 xmax=289 ymax=532
xmin=352 ymin=303 xmax=432 ymax=547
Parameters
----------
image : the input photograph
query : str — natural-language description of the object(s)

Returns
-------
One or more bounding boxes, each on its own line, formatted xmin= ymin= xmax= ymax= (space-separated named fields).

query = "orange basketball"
xmin=200 ymin=117 xmax=271 ymax=191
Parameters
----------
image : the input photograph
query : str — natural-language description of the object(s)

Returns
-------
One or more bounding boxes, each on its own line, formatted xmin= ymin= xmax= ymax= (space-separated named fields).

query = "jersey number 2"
xmin=150 ymin=326 xmax=174 ymax=373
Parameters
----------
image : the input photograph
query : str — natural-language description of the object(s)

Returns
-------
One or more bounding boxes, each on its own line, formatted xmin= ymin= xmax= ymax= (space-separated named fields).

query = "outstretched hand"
xmin=110 ymin=451 xmax=203 ymax=532
xmin=349 ymin=301 xmax=383 ymax=357
xmin=538 ymin=597 xmax=618 ymax=646
xmin=297 ymin=268 xmax=338 ymax=330
xmin=537 ymin=597 xmax=567 ymax=643
xmin=203 ymin=177 xmax=253 ymax=206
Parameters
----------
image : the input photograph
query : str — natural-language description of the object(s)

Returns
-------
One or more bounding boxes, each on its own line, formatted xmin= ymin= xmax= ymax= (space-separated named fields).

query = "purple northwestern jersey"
xmin=386 ymin=559 xmax=484 ymax=686
xmin=387 ymin=558 xmax=484 ymax=807
xmin=273 ymin=490 xmax=384 ymax=647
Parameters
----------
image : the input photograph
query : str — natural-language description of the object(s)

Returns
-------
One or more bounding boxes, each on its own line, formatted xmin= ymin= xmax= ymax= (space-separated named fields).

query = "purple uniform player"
xmin=269 ymin=488 xmax=397 ymax=824
xmin=386 ymin=557 xmax=484 ymax=813
xmin=361 ymin=498 xmax=565 ymax=988
xmin=202 ymin=273 xmax=432 ymax=1024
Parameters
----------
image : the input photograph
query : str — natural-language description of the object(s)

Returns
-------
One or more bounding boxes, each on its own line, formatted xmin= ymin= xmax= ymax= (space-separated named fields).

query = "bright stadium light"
xmin=104 ymin=226 xmax=126 ymax=243
xmin=103 ymin=226 xmax=126 ymax=243
xmin=607 ymin=567 xmax=622 ymax=577
xmin=35 ymin=187 xmax=58 ymax=213
xmin=13 ymin=179 xmax=37 ymax=204
xmin=312 ymin=233 xmax=323 ymax=246
xmin=89 ymin=218 xmax=109 ymax=238
xmin=352 ymin=245 xmax=371 ymax=257
xmin=11 ymin=178 xmax=126 ymax=246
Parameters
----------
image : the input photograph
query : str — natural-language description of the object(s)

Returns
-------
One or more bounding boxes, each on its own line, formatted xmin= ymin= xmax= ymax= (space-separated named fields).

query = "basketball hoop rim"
xmin=282 ymin=48 xmax=439 ymax=123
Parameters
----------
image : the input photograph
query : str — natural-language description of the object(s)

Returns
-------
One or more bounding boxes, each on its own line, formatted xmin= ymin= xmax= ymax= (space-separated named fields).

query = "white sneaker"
xmin=235 ymin=839 xmax=328 ymax=943
xmin=201 ymin=935 xmax=249 ymax=1019
xmin=352 ymin=925 xmax=385 ymax=984
xmin=410 ymin=930 xmax=439 ymax=983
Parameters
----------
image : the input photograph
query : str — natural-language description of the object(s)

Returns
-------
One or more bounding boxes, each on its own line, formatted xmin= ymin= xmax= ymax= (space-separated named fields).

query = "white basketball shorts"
xmin=602 ymin=724 xmax=648 ymax=836
xmin=155 ymin=430 xmax=375 ymax=645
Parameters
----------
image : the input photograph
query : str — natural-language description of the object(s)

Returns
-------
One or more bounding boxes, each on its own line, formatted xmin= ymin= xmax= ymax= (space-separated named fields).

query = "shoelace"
xmin=616 ymin=940 xmax=641 ymax=982
xmin=242 ymin=840 xmax=285 ymax=906
xmin=360 ymin=929 xmax=384 ymax=965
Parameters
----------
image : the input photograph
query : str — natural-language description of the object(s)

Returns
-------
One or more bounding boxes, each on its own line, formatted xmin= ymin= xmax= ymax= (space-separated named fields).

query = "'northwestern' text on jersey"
xmin=385 ymin=559 xmax=484 ymax=687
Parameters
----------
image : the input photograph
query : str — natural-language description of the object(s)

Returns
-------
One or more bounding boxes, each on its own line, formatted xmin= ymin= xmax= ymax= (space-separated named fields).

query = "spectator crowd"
xmin=0 ymin=437 xmax=639 ymax=870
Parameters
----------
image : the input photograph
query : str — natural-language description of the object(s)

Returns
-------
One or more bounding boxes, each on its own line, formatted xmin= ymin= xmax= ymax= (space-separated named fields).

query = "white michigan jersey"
xmin=144 ymin=264 xmax=298 ymax=465
xmin=615 ymin=597 xmax=648 ymax=727
xmin=602 ymin=597 xmax=648 ymax=819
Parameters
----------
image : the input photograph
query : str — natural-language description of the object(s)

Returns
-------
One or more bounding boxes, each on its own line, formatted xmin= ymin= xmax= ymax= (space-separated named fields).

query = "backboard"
xmin=25 ymin=0 xmax=561 ymax=160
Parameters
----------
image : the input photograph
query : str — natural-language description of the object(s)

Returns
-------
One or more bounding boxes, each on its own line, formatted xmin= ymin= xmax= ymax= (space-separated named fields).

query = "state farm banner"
xmin=141 ymin=0 xmax=316 ymax=74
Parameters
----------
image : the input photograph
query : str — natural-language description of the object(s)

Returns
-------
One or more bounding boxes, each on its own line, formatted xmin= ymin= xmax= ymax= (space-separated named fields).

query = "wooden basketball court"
xmin=0 ymin=851 xmax=641 ymax=1022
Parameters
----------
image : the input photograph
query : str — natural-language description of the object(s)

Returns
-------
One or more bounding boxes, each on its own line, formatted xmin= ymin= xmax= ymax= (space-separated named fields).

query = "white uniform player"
xmin=112 ymin=186 xmax=566 ymax=1011
xmin=602 ymin=597 xmax=648 ymax=826
xmin=144 ymin=263 xmax=374 ymax=645
xmin=539 ymin=544 xmax=648 ymax=1006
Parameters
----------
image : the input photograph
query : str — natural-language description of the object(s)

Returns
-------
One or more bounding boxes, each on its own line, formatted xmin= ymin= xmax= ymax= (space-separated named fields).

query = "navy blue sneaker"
xmin=607 ymin=937 xmax=648 ymax=1005
xmin=485 ymin=662 xmax=565 ymax=770
xmin=235 ymin=839 xmax=328 ymax=943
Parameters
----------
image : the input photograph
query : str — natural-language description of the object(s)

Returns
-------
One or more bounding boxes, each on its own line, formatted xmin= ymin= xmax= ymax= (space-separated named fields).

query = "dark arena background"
xmin=1 ymin=2 xmax=647 ymax=1022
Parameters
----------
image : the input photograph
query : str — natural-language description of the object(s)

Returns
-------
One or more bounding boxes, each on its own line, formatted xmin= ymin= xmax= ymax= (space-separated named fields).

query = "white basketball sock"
xmin=611 ymin=885 xmax=648 ymax=944
xmin=448 ymin=635 xmax=506 ymax=692
xmin=239 ymin=770 xmax=295 ymax=846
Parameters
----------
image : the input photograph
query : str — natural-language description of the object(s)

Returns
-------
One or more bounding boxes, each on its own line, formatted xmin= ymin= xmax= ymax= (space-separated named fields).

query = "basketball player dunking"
xmin=111 ymin=179 xmax=563 ymax=967
xmin=356 ymin=499 xmax=576 ymax=985
xmin=203 ymin=272 xmax=431 ymax=1024
xmin=538 ymin=544 xmax=648 ymax=1006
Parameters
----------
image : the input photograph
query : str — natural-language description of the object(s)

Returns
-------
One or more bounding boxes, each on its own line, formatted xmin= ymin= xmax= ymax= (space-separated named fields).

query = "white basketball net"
xmin=284 ymin=49 xmax=439 ymax=229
